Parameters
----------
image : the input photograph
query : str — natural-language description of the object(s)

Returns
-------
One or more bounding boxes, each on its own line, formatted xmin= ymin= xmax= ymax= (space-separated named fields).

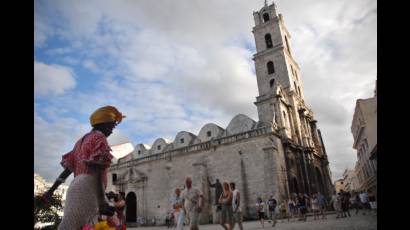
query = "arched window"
xmin=265 ymin=34 xmax=273 ymax=48
xmin=294 ymin=82 xmax=298 ymax=94
xmin=263 ymin=13 xmax=270 ymax=22
xmin=270 ymin=79 xmax=275 ymax=88
xmin=267 ymin=61 xmax=275 ymax=74
xmin=283 ymin=111 xmax=287 ymax=127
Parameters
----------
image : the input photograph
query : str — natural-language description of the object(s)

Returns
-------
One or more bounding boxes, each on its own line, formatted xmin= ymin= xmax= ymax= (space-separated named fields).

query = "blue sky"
xmin=34 ymin=0 xmax=377 ymax=184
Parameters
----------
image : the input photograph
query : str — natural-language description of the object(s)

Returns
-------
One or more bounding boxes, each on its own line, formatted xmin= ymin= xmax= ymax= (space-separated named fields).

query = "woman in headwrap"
xmin=42 ymin=106 xmax=125 ymax=230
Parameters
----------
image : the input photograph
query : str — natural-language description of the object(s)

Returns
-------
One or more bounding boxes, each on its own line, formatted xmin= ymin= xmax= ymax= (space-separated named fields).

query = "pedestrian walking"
xmin=182 ymin=177 xmax=203 ymax=230
xmin=359 ymin=190 xmax=370 ymax=215
xmin=297 ymin=193 xmax=307 ymax=221
xmin=267 ymin=195 xmax=277 ymax=226
xmin=317 ymin=192 xmax=327 ymax=219
xmin=230 ymin=182 xmax=243 ymax=230
xmin=311 ymin=193 xmax=320 ymax=220
xmin=256 ymin=197 xmax=266 ymax=227
xmin=219 ymin=182 xmax=233 ymax=230
xmin=172 ymin=188 xmax=185 ymax=230
xmin=368 ymin=190 xmax=377 ymax=215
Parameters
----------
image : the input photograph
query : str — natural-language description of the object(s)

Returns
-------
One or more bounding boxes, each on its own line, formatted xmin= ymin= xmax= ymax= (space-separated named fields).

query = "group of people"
xmin=169 ymin=178 xmax=243 ymax=230
xmin=255 ymin=195 xmax=279 ymax=228
xmin=208 ymin=179 xmax=243 ymax=230
xmin=253 ymin=192 xmax=327 ymax=227
xmin=331 ymin=189 xmax=377 ymax=218
xmin=170 ymin=177 xmax=204 ymax=230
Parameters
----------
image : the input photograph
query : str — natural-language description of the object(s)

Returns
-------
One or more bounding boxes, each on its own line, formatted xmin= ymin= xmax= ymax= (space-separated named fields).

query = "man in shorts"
xmin=267 ymin=195 xmax=277 ymax=226
xmin=182 ymin=177 xmax=203 ymax=230
xmin=230 ymin=182 xmax=243 ymax=230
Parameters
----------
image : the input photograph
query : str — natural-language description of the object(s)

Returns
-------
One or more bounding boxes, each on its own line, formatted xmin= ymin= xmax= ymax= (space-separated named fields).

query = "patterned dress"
xmin=58 ymin=130 xmax=113 ymax=230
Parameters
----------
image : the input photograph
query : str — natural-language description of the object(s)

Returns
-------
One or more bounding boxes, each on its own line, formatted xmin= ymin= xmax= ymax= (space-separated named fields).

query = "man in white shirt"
xmin=230 ymin=182 xmax=243 ymax=230
xmin=359 ymin=191 xmax=370 ymax=215
xmin=181 ymin=177 xmax=203 ymax=230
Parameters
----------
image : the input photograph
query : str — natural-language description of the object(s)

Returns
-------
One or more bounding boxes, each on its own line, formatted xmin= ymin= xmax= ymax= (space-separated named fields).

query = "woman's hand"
xmin=99 ymin=201 xmax=115 ymax=216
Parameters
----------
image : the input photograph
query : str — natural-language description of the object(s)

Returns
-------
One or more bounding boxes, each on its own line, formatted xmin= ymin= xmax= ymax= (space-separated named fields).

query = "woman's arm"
xmin=44 ymin=168 xmax=72 ymax=198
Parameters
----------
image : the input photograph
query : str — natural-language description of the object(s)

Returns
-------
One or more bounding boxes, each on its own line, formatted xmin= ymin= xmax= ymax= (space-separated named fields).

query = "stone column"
xmin=192 ymin=157 xmax=211 ymax=224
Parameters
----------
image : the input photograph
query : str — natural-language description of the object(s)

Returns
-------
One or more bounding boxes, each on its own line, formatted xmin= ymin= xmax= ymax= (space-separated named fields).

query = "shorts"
xmin=233 ymin=211 xmax=243 ymax=224
xmin=221 ymin=205 xmax=233 ymax=224
xmin=299 ymin=206 xmax=307 ymax=214
xmin=369 ymin=202 xmax=377 ymax=209
xmin=186 ymin=210 xmax=199 ymax=228
xmin=257 ymin=211 xmax=265 ymax=220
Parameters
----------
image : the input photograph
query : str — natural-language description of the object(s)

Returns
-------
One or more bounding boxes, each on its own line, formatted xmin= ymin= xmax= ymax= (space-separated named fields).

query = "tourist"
xmin=172 ymin=188 xmax=185 ymax=230
xmin=368 ymin=190 xmax=377 ymax=215
xmin=230 ymin=182 xmax=243 ymax=230
xmin=287 ymin=197 xmax=297 ymax=221
xmin=349 ymin=191 xmax=359 ymax=215
xmin=317 ymin=192 xmax=327 ymax=219
xmin=304 ymin=194 xmax=311 ymax=213
xmin=359 ymin=190 xmax=370 ymax=215
xmin=267 ymin=195 xmax=277 ymax=226
xmin=43 ymin=106 xmax=125 ymax=229
xmin=219 ymin=182 xmax=233 ymax=230
xmin=278 ymin=200 xmax=287 ymax=223
xmin=311 ymin=193 xmax=320 ymax=220
xmin=165 ymin=212 xmax=172 ymax=228
xmin=330 ymin=191 xmax=342 ymax=218
xmin=341 ymin=190 xmax=351 ymax=217
xmin=256 ymin=197 xmax=265 ymax=228
xmin=114 ymin=192 xmax=126 ymax=230
xmin=182 ymin=177 xmax=203 ymax=230
xmin=297 ymin=193 xmax=307 ymax=221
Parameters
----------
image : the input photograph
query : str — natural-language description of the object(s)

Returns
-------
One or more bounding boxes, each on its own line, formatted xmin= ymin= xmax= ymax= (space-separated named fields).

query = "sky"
xmin=34 ymin=0 xmax=377 ymax=184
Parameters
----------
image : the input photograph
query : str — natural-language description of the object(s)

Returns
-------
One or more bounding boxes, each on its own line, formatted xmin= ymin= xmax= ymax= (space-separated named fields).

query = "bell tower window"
xmin=265 ymin=34 xmax=273 ymax=48
xmin=267 ymin=61 xmax=275 ymax=74
xmin=270 ymin=79 xmax=275 ymax=88
xmin=263 ymin=13 xmax=270 ymax=22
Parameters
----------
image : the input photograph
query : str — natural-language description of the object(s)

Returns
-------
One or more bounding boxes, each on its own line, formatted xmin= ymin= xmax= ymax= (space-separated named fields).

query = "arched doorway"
xmin=126 ymin=192 xmax=137 ymax=222
xmin=315 ymin=167 xmax=325 ymax=195
xmin=292 ymin=177 xmax=299 ymax=195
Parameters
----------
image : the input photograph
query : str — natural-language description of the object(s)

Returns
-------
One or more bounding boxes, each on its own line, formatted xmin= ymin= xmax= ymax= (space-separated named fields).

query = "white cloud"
xmin=34 ymin=61 xmax=76 ymax=96
xmin=82 ymin=59 xmax=99 ymax=73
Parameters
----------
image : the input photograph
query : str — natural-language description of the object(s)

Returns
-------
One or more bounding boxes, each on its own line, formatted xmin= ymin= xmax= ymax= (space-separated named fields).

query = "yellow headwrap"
xmin=89 ymin=105 xmax=125 ymax=126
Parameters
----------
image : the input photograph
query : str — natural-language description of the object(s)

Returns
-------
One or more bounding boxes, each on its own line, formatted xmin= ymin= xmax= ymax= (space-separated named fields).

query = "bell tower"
xmin=252 ymin=1 xmax=306 ymax=141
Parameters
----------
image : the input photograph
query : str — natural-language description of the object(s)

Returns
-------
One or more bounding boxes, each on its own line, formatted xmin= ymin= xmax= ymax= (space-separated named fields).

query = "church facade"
xmin=107 ymin=2 xmax=333 ymax=224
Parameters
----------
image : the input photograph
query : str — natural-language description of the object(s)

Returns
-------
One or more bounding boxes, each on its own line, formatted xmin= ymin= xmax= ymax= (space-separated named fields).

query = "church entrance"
xmin=126 ymin=192 xmax=137 ymax=222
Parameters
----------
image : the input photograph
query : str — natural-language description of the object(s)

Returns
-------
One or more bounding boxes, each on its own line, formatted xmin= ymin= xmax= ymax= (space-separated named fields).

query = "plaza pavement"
xmin=128 ymin=213 xmax=377 ymax=230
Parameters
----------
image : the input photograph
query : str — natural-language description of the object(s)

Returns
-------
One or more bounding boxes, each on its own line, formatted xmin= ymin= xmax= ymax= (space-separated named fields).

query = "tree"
xmin=34 ymin=194 xmax=63 ymax=230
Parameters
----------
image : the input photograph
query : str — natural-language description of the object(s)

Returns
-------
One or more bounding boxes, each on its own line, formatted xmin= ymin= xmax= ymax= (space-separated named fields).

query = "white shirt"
xmin=232 ymin=189 xmax=241 ymax=212
xmin=182 ymin=187 xmax=202 ymax=212
xmin=360 ymin=193 xmax=369 ymax=203
xmin=256 ymin=201 xmax=265 ymax=212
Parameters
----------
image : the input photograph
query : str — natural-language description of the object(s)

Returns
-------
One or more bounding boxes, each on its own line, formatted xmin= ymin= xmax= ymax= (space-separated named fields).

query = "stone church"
xmin=107 ymin=1 xmax=334 ymax=224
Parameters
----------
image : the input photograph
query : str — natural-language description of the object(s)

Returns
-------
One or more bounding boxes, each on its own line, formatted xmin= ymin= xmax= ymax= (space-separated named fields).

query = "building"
xmin=34 ymin=173 xmax=69 ymax=209
xmin=34 ymin=173 xmax=50 ymax=195
xmin=107 ymin=1 xmax=333 ymax=224
xmin=351 ymin=81 xmax=377 ymax=194
xmin=342 ymin=169 xmax=360 ymax=192
xmin=334 ymin=179 xmax=345 ymax=193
